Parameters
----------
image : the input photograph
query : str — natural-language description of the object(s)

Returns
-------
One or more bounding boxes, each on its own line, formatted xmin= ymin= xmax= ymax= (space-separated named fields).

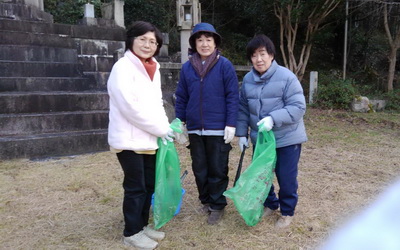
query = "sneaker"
xmin=207 ymin=209 xmax=224 ymax=225
xmin=275 ymin=215 xmax=293 ymax=229
xmin=123 ymin=230 xmax=158 ymax=249
xmin=143 ymin=225 xmax=165 ymax=241
xmin=263 ymin=207 xmax=275 ymax=217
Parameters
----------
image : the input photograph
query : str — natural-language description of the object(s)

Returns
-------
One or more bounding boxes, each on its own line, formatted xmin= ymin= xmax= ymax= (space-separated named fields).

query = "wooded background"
xmin=44 ymin=0 xmax=400 ymax=109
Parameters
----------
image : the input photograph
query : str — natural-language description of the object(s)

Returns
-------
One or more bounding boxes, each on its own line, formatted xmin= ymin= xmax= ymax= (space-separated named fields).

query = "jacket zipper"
xmin=259 ymin=82 xmax=266 ymax=119
xmin=196 ymin=56 xmax=219 ymax=131
xmin=200 ymin=77 xmax=204 ymax=130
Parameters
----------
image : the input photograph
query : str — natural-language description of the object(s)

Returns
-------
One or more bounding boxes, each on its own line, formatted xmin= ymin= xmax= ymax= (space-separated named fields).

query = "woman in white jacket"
xmin=107 ymin=21 xmax=173 ymax=249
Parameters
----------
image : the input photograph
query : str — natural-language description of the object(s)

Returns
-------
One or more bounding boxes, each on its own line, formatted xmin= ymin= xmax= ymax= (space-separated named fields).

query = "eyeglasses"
xmin=135 ymin=37 xmax=159 ymax=48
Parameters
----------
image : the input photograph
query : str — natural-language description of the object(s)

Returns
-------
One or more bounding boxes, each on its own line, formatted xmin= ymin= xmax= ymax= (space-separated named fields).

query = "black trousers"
xmin=188 ymin=134 xmax=232 ymax=210
xmin=116 ymin=150 xmax=156 ymax=237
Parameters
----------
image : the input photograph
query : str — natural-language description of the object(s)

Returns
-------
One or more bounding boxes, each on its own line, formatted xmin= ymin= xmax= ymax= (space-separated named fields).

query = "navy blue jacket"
xmin=175 ymin=56 xmax=239 ymax=131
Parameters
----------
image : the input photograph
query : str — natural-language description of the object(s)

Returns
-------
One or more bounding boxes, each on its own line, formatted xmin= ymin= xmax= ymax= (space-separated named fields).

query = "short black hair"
xmin=125 ymin=21 xmax=163 ymax=56
xmin=246 ymin=34 xmax=276 ymax=62
xmin=189 ymin=31 xmax=221 ymax=53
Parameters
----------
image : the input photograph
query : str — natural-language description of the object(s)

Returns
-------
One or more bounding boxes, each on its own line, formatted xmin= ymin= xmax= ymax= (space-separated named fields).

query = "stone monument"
xmin=176 ymin=0 xmax=200 ymax=64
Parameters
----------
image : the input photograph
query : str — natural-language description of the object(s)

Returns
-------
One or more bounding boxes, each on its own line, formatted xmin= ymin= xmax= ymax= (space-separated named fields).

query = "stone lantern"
xmin=176 ymin=0 xmax=201 ymax=63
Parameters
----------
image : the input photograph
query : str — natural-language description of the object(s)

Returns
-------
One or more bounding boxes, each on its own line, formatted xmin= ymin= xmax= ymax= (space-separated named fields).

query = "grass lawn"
xmin=1 ymin=108 xmax=400 ymax=249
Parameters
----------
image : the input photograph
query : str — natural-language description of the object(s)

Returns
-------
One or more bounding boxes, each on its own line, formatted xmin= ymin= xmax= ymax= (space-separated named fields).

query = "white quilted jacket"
xmin=107 ymin=50 xmax=170 ymax=151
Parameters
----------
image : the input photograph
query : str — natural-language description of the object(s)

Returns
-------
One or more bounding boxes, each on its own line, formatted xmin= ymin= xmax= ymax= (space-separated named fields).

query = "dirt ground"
xmin=1 ymin=108 xmax=400 ymax=250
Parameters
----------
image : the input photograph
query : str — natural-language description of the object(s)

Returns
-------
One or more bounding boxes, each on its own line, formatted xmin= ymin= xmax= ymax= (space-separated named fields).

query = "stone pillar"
xmin=309 ymin=71 xmax=318 ymax=104
xmin=102 ymin=0 xmax=125 ymax=28
xmin=24 ymin=0 xmax=44 ymax=11
xmin=177 ymin=0 xmax=201 ymax=64
xmin=180 ymin=30 xmax=190 ymax=63
xmin=160 ymin=33 xmax=169 ymax=57
xmin=84 ymin=4 xmax=95 ymax=18
xmin=80 ymin=3 xmax=98 ymax=26
xmin=101 ymin=2 xmax=113 ymax=19
xmin=113 ymin=0 xmax=125 ymax=28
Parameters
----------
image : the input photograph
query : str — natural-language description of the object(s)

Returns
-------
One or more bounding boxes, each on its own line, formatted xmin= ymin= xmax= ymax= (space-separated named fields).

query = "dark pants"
xmin=117 ymin=150 xmax=156 ymax=237
xmin=188 ymin=134 xmax=232 ymax=210
xmin=263 ymin=144 xmax=302 ymax=216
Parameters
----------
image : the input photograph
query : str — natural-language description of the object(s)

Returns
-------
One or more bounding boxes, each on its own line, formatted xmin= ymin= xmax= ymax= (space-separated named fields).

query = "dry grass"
xmin=1 ymin=108 xmax=400 ymax=250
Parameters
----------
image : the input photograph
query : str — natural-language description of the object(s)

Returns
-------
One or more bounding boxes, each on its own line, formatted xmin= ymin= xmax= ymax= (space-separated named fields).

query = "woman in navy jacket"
xmin=175 ymin=23 xmax=239 ymax=225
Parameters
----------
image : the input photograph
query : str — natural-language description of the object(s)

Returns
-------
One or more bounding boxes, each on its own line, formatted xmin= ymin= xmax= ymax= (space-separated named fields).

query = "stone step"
xmin=1 ymin=0 xmax=25 ymax=3
xmin=0 ymin=18 xmax=70 ymax=35
xmin=0 ymin=61 xmax=83 ymax=77
xmin=0 ymin=1 xmax=53 ymax=22
xmin=0 ymin=77 xmax=96 ymax=92
xmin=0 ymin=45 xmax=78 ymax=62
xmin=75 ymin=38 xmax=124 ymax=56
xmin=0 ymin=91 xmax=109 ymax=113
xmin=82 ymin=72 xmax=110 ymax=90
xmin=0 ymin=19 xmax=125 ymax=41
xmin=0 ymin=129 xmax=108 ymax=160
xmin=79 ymin=55 xmax=115 ymax=72
xmin=0 ymin=30 xmax=76 ymax=48
xmin=0 ymin=110 xmax=108 ymax=136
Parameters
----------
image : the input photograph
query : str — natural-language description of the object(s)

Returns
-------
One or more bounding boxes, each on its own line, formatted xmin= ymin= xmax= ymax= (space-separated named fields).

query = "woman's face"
xmin=195 ymin=34 xmax=216 ymax=61
xmin=251 ymin=47 xmax=274 ymax=75
xmin=132 ymin=31 xmax=158 ymax=59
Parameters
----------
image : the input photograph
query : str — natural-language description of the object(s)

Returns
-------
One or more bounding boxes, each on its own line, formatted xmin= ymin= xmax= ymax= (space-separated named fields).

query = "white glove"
xmin=175 ymin=124 xmax=188 ymax=144
xmin=257 ymin=116 xmax=274 ymax=132
xmin=224 ymin=126 xmax=236 ymax=144
xmin=238 ymin=137 xmax=249 ymax=152
xmin=161 ymin=128 xmax=174 ymax=145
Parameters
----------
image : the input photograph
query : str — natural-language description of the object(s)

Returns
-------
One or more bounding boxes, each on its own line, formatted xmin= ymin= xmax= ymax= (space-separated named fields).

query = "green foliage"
xmin=219 ymin=32 xmax=248 ymax=65
xmin=124 ymin=0 xmax=174 ymax=33
xmin=42 ymin=0 xmax=397 ymax=97
xmin=347 ymin=31 xmax=388 ymax=85
xmin=383 ymin=89 xmax=400 ymax=111
xmin=199 ymin=0 xmax=278 ymax=63
xmin=89 ymin=0 xmax=105 ymax=18
xmin=44 ymin=0 xmax=86 ymax=24
xmin=123 ymin=0 xmax=178 ymax=51
xmin=313 ymin=73 xmax=357 ymax=110
xmin=344 ymin=2 xmax=389 ymax=91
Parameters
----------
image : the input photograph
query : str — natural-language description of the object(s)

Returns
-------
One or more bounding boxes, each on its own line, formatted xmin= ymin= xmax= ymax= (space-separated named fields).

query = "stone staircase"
xmin=0 ymin=0 xmax=125 ymax=159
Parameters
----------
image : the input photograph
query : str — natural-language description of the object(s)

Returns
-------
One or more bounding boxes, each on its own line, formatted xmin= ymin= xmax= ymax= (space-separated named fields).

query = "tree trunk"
xmin=387 ymin=46 xmax=397 ymax=92
xmin=274 ymin=0 xmax=341 ymax=82
xmin=383 ymin=3 xmax=400 ymax=92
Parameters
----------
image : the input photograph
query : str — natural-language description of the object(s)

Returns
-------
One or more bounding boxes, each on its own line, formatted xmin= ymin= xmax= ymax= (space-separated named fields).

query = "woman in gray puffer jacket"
xmin=235 ymin=34 xmax=307 ymax=229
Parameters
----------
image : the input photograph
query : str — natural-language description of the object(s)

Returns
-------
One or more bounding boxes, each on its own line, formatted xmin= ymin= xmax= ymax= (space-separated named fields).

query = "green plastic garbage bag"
xmin=223 ymin=129 xmax=277 ymax=226
xmin=153 ymin=118 xmax=184 ymax=229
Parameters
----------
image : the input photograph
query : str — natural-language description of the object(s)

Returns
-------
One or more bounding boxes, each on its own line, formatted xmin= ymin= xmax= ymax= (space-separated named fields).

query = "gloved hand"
xmin=257 ymin=116 xmax=274 ymax=132
xmin=224 ymin=126 xmax=236 ymax=144
xmin=175 ymin=123 xmax=188 ymax=144
xmin=161 ymin=128 xmax=174 ymax=145
xmin=238 ymin=137 xmax=249 ymax=152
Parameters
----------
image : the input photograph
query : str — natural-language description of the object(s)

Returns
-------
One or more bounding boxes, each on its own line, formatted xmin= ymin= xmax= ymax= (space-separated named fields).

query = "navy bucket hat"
xmin=189 ymin=23 xmax=222 ymax=51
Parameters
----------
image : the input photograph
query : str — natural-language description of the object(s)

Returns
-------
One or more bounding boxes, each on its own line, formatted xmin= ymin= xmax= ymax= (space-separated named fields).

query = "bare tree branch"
xmin=275 ymin=0 xmax=341 ymax=81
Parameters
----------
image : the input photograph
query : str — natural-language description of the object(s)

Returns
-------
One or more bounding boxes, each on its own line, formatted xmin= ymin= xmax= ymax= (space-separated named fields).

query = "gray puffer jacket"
xmin=235 ymin=60 xmax=307 ymax=148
